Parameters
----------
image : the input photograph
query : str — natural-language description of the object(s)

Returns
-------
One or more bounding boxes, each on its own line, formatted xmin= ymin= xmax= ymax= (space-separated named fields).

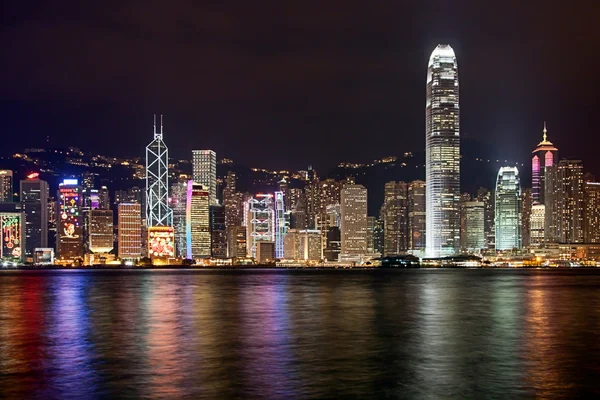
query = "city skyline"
xmin=1 ymin=1 xmax=599 ymax=173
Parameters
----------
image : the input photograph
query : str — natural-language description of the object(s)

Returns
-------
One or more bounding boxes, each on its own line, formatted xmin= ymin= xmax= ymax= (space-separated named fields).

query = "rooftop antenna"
xmin=543 ymin=121 xmax=547 ymax=142
xmin=153 ymin=114 xmax=157 ymax=138
xmin=161 ymin=114 xmax=163 ymax=136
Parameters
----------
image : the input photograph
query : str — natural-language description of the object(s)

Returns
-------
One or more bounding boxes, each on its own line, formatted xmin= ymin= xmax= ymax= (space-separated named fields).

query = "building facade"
xmin=146 ymin=116 xmax=173 ymax=227
xmin=495 ymin=167 xmax=522 ymax=251
xmin=118 ymin=203 xmax=142 ymax=259
xmin=462 ymin=201 xmax=485 ymax=252
xmin=20 ymin=177 xmax=49 ymax=259
xmin=408 ymin=180 xmax=426 ymax=251
xmin=186 ymin=182 xmax=211 ymax=259
xmin=425 ymin=44 xmax=461 ymax=257
xmin=192 ymin=150 xmax=217 ymax=205
xmin=340 ymin=184 xmax=368 ymax=259
xmin=57 ymin=179 xmax=83 ymax=261
xmin=88 ymin=209 xmax=114 ymax=254
xmin=383 ymin=181 xmax=408 ymax=256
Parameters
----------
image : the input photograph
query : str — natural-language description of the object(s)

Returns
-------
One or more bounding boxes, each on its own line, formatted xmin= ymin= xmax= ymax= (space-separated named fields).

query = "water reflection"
xmin=0 ymin=269 xmax=600 ymax=398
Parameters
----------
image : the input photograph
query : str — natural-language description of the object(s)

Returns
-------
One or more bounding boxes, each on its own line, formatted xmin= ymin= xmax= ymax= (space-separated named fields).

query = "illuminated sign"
xmin=148 ymin=227 xmax=175 ymax=259
xmin=34 ymin=248 xmax=54 ymax=265
xmin=27 ymin=172 xmax=40 ymax=179
xmin=63 ymin=179 xmax=79 ymax=185
xmin=1 ymin=213 xmax=22 ymax=262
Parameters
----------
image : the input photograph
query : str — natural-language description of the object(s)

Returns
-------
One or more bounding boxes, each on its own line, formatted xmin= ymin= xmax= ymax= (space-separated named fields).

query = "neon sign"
xmin=1 ymin=214 xmax=22 ymax=262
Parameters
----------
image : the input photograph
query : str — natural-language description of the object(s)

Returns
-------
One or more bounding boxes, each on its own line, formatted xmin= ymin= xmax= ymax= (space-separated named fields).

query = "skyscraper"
xmin=531 ymin=122 xmax=558 ymax=205
xmin=383 ymin=181 xmax=408 ymax=256
xmin=118 ymin=203 xmax=142 ymax=260
xmin=547 ymin=160 xmax=584 ymax=243
xmin=170 ymin=181 xmax=188 ymax=258
xmin=274 ymin=191 xmax=288 ymax=259
xmin=192 ymin=150 xmax=217 ymax=205
xmin=186 ymin=181 xmax=211 ymax=259
xmin=146 ymin=115 xmax=172 ymax=227
xmin=0 ymin=170 xmax=13 ymax=202
xmin=521 ymin=188 xmax=532 ymax=248
xmin=57 ymin=178 xmax=83 ymax=262
xmin=584 ymin=182 xmax=600 ymax=243
xmin=475 ymin=187 xmax=495 ymax=250
xmin=210 ymin=204 xmax=227 ymax=257
xmin=20 ymin=176 xmax=49 ymax=259
xmin=246 ymin=194 xmax=274 ymax=258
xmin=495 ymin=167 xmax=522 ymax=251
xmin=408 ymin=180 xmax=426 ymax=252
xmin=340 ymin=184 xmax=368 ymax=260
xmin=425 ymin=44 xmax=460 ymax=257
xmin=88 ymin=209 xmax=114 ymax=254
xmin=530 ymin=204 xmax=545 ymax=247
xmin=462 ymin=201 xmax=485 ymax=252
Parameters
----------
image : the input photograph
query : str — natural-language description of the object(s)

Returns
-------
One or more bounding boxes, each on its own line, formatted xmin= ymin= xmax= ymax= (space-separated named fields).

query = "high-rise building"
xmin=340 ymin=184 xmax=368 ymax=260
xmin=425 ymin=44 xmax=460 ymax=257
xmin=274 ymin=191 xmax=288 ymax=259
xmin=88 ymin=209 xmax=114 ymax=254
xmin=531 ymin=122 xmax=558 ymax=205
xmin=227 ymin=226 xmax=247 ymax=258
xmin=284 ymin=229 xmax=322 ymax=261
xmin=0 ymin=170 xmax=13 ymax=202
xmin=99 ymin=186 xmax=110 ymax=210
xmin=475 ymin=187 xmax=495 ymax=250
xmin=0 ymin=210 xmax=24 ymax=263
xmin=223 ymin=172 xmax=243 ymax=229
xmin=530 ymin=204 xmax=545 ymax=247
xmin=186 ymin=182 xmax=211 ymax=259
xmin=373 ymin=218 xmax=384 ymax=256
xmin=57 ymin=178 xmax=83 ymax=261
xmin=546 ymin=160 xmax=584 ymax=243
xmin=146 ymin=115 xmax=172 ymax=227
xmin=170 ymin=181 xmax=188 ymax=258
xmin=192 ymin=150 xmax=217 ymax=205
xmin=408 ymin=180 xmax=426 ymax=251
xmin=20 ymin=176 xmax=49 ymax=259
xmin=367 ymin=216 xmax=376 ymax=254
xmin=118 ymin=203 xmax=142 ymax=259
xmin=495 ymin=167 xmax=522 ymax=251
xmin=584 ymin=182 xmax=600 ymax=243
xmin=324 ymin=226 xmax=341 ymax=261
xmin=383 ymin=181 xmax=408 ymax=256
xmin=462 ymin=201 xmax=485 ymax=252
xmin=246 ymin=194 xmax=274 ymax=258
xmin=210 ymin=204 xmax=227 ymax=257
xmin=521 ymin=188 xmax=532 ymax=248
xmin=256 ymin=241 xmax=275 ymax=264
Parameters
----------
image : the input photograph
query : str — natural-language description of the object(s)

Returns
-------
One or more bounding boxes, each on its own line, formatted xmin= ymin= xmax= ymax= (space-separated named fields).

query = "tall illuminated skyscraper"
xmin=20 ymin=175 xmax=49 ymax=258
xmin=186 ymin=181 xmax=211 ymax=259
xmin=192 ymin=150 xmax=217 ymax=205
xmin=118 ymin=203 xmax=142 ymax=259
xmin=495 ymin=167 xmax=522 ymax=251
xmin=146 ymin=115 xmax=172 ymax=227
xmin=382 ymin=181 xmax=408 ymax=256
xmin=57 ymin=178 xmax=83 ymax=262
xmin=408 ymin=180 xmax=426 ymax=251
xmin=531 ymin=122 xmax=558 ymax=205
xmin=425 ymin=44 xmax=460 ymax=257
xmin=340 ymin=184 xmax=368 ymax=260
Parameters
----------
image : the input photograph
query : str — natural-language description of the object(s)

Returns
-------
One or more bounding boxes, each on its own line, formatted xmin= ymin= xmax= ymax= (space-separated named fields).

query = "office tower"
xmin=115 ymin=186 xmax=144 ymax=209
xmin=0 ymin=170 xmax=13 ymax=202
xmin=584 ymin=182 xmax=600 ymax=243
xmin=324 ymin=226 xmax=341 ymax=261
xmin=367 ymin=216 xmax=376 ymax=253
xmin=274 ymin=191 xmax=287 ymax=259
xmin=210 ymin=204 xmax=227 ymax=257
xmin=319 ymin=179 xmax=342 ymax=213
xmin=383 ymin=181 xmax=408 ymax=256
xmin=186 ymin=182 xmax=211 ymax=259
xmin=305 ymin=181 xmax=320 ymax=229
xmin=462 ymin=201 xmax=485 ymax=252
xmin=284 ymin=229 xmax=322 ymax=261
xmin=57 ymin=178 xmax=83 ymax=261
xmin=278 ymin=178 xmax=290 ymax=210
xmin=118 ymin=203 xmax=142 ymax=259
xmin=192 ymin=150 xmax=217 ymax=205
xmin=146 ymin=115 xmax=173 ymax=227
xmin=227 ymin=226 xmax=247 ymax=258
xmin=425 ymin=44 xmax=460 ymax=257
xmin=223 ymin=172 xmax=243 ymax=229
xmin=408 ymin=180 xmax=426 ymax=251
xmin=475 ymin=187 xmax=495 ymax=250
xmin=531 ymin=122 xmax=558 ymax=205
xmin=288 ymin=188 xmax=303 ymax=211
xmin=340 ymin=184 xmax=368 ymax=259
xmin=88 ymin=209 xmax=114 ymax=253
xmin=290 ymin=192 xmax=308 ymax=230
xmin=495 ymin=167 xmax=522 ymax=251
xmin=20 ymin=176 xmax=49 ymax=258
xmin=98 ymin=186 xmax=110 ymax=210
xmin=170 ymin=181 xmax=188 ymax=258
xmin=546 ymin=160 xmax=584 ymax=243
xmin=256 ymin=241 xmax=276 ymax=264
xmin=521 ymin=188 xmax=532 ymax=248
xmin=246 ymin=194 xmax=274 ymax=258
xmin=81 ymin=172 xmax=95 ymax=191
xmin=530 ymin=204 xmax=545 ymax=247
xmin=0 ymin=210 xmax=24 ymax=263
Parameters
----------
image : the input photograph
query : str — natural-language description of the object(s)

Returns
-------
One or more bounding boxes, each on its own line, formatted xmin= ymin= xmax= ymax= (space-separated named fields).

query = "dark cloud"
xmin=1 ymin=0 xmax=599 ymax=174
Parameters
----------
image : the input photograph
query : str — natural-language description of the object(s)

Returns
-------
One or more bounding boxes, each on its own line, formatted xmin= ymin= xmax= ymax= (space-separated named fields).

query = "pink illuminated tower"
xmin=531 ymin=122 xmax=558 ymax=205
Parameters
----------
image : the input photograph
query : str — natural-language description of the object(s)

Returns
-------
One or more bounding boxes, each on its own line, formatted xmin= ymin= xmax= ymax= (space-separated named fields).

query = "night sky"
xmin=1 ymin=1 xmax=599 ymax=173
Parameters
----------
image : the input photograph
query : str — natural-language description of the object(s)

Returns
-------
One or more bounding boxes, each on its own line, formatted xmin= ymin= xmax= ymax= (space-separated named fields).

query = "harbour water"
xmin=1 ymin=269 xmax=599 ymax=398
